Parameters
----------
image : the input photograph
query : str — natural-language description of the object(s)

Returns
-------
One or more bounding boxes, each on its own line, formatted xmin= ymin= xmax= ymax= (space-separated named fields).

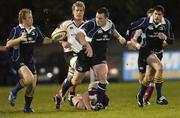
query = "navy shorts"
xmin=12 ymin=61 xmax=36 ymax=75
xmin=76 ymin=50 xmax=107 ymax=72
xmin=138 ymin=47 xmax=163 ymax=73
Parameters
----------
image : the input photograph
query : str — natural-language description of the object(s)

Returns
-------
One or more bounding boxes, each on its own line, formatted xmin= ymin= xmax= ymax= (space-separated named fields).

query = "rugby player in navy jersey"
xmin=53 ymin=1 xmax=87 ymax=108
xmin=126 ymin=8 xmax=155 ymax=105
xmin=127 ymin=5 xmax=174 ymax=107
xmin=6 ymin=8 xmax=52 ymax=112
xmin=53 ymin=7 xmax=130 ymax=110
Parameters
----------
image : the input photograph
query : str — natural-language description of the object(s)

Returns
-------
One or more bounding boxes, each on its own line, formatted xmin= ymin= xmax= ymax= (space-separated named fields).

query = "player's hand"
xmin=127 ymin=40 xmax=140 ymax=50
xmin=84 ymin=43 xmax=93 ymax=57
xmin=19 ymin=32 xmax=27 ymax=42
xmin=158 ymin=33 xmax=167 ymax=40
xmin=61 ymin=41 xmax=71 ymax=49
xmin=118 ymin=36 xmax=126 ymax=45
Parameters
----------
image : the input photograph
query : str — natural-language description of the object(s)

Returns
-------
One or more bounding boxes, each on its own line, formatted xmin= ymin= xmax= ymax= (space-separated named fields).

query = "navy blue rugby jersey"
xmin=7 ymin=24 xmax=44 ymax=63
xmin=81 ymin=18 xmax=115 ymax=56
xmin=126 ymin=16 xmax=174 ymax=52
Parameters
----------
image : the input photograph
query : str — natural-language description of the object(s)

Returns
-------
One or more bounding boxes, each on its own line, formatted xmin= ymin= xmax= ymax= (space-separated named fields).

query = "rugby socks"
xmin=61 ymin=79 xmax=73 ymax=97
xmin=155 ymin=83 xmax=162 ymax=99
xmin=24 ymin=96 xmax=33 ymax=108
xmin=154 ymin=77 xmax=163 ymax=99
xmin=12 ymin=82 xmax=23 ymax=96
xmin=139 ymin=84 xmax=148 ymax=97
xmin=144 ymin=82 xmax=154 ymax=101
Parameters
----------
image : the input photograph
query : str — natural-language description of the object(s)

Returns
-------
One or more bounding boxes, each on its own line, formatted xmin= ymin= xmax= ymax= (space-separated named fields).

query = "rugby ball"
xmin=51 ymin=28 xmax=67 ymax=42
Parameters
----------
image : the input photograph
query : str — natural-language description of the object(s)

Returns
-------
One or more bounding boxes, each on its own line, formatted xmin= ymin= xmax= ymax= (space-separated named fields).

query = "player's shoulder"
xmin=101 ymin=19 xmax=114 ymax=31
xmin=163 ymin=17 xmax=171 ymax=25
xmin=60 ymin=19 xmax=74 ymax=28
xmin=84 ymin=18 xmax=96 ymax=25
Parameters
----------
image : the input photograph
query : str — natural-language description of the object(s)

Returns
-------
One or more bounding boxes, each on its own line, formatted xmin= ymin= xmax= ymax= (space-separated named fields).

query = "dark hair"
xmin=153 ymin=5 xmax=165 ymax=14
xmin=101 ymin=93 xmax=109 ymax=107
xmin=97 ymin=7 xmax=109 ymax=18
xmin=146 ymin=8 xmax=154 ymax=16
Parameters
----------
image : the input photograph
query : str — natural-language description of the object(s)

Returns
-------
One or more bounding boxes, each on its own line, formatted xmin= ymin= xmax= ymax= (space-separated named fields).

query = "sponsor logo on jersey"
xmin=159 ymin=26 xmax=164 ymax=31
xmin=31 ymin=31 xmax=35 ymax=35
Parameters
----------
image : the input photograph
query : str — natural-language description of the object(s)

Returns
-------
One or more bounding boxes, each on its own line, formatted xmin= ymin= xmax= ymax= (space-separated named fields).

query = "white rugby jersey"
xmin=59 ymin=20 xmax=84 ymax=53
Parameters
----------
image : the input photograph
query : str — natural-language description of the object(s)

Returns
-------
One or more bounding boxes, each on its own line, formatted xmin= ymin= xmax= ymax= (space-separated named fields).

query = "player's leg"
xmin=8 ymin=63 xmax=34 ymax=106
xmin=147 ymin=54 xmax=168 ymax=105
xmin=54 ymin=50 xmax=88 ymax=109
xmin=23 ymin=74 xmax=37 ymax=113
xmin=144 ymin=65 xmax=155 ymax=105
xmin=22 ymin=63 xmax=37 ymax=112
xmin=92 ymin=63 xmax=108 ymax=99
xmin=136 ymin=53 xmax=147 ymax=107
xmin=54 ymin=70 xmax=85 ymax=109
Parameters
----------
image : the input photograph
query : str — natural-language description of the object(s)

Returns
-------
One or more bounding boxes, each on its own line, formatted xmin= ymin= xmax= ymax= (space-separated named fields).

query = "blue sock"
xmin=24 ymin=96 xmax=33 ymax=109
xmin=61 ymin=79 xmax=72 ymax=97
xmin=139 ymin=84 xmax=148 ymax=97
xmin=155 ymin=83 xmax=162 ymax=99
xmin=12 ymin=82 xmax=23 ymax=96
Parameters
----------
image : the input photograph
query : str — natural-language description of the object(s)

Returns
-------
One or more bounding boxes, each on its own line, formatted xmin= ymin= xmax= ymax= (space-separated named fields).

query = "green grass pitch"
xmin=0 ymin=81 xmax=180 ymax=118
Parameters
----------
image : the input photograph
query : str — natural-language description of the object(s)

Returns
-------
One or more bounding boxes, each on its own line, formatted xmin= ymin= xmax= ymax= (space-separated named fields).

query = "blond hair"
xmin=72 ymin=1 xmax=85 ymax=11
xmin=18 ymin=8 xmax=32 ymax=24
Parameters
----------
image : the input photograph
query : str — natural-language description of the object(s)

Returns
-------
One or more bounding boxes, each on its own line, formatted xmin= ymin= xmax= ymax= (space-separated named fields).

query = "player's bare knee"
xmin=155 ymin=64 xmax=163 ymax=74
xmin=71 ymin=79 xmax=78 ymax=85
xmin=142 ymin=79 xmax=150 ymax=86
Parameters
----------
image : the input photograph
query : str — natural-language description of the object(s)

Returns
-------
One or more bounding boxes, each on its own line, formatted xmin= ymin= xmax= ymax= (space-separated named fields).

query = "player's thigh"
xmin=146 ymin=54 xmax=163 ymax=72
xmin=92 ymin=64 xmax=108 ymax=80
xmin=139 ymin=72 xmax=145 ymax=84
xmin=18 ymin=65 xmax=34 ymax=83
xmin=70 ymin=56 xmax=77 ymax=69
xmin=71 ymin=70 xmax=85 ymax=85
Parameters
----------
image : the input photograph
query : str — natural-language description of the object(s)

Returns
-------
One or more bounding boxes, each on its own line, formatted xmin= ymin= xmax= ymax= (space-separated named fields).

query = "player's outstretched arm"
xmin=76 ymin=32 xmax=93 ymax=57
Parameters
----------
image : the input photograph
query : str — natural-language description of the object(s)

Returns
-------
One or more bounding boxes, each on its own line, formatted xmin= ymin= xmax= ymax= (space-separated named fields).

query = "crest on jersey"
xmin=148 ymin=25 xmax=154 ymax=30
xmin=31 ymin=31 xmax=35 ymax=35
xmin=159 ymin=26 xmax=164 ymax=31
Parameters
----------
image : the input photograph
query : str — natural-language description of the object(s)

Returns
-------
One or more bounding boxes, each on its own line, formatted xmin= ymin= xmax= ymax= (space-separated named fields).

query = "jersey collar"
xmin=149 ymin=16 xmax=166 ymax=25
xmin=19 ymin=24 xmax=36 ymax=34
xmin=101 ymin=19 xmax=112 ymax=31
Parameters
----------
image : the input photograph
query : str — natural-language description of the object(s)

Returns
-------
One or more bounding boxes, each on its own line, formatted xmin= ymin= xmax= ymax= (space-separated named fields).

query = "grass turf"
xmin=0 ymin=81 xmax=180 ymax=118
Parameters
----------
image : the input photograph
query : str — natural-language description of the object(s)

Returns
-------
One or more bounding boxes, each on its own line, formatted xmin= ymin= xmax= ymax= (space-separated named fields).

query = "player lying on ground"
xmin=71 ymin=81 xmax=109 ymax=111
